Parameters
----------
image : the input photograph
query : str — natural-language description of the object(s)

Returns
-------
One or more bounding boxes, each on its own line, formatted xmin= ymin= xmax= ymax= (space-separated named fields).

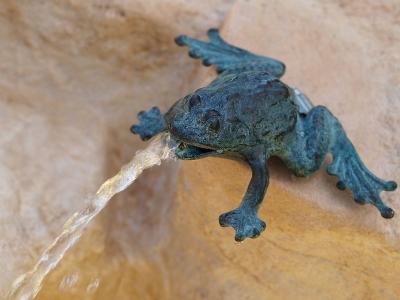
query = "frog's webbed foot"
xmin=327 ymin=139 xmax=397 ymax=218
xmin=219 ymin=208 xmax=266 ymax=241
xmin=130 ymin=106 xmax=167 ymax=141
xmin=219 ymin=147 xmax=269 ymax=241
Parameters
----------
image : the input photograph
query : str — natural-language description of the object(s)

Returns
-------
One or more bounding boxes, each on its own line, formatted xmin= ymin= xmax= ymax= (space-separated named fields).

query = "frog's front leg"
xmin=219 ymin=147 xmax=269 ymax=241
xmin=130 ymin=106 xmax=167 ymax=140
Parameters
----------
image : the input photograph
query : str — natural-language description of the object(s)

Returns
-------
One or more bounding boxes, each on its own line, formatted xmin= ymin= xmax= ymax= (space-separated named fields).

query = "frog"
xmin=131 ymin=29 xmax=397 ymax=241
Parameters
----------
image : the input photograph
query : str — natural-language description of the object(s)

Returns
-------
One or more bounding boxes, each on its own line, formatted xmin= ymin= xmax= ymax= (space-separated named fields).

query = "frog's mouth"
xmin=174 ymin=141 xmax=223 ymax=160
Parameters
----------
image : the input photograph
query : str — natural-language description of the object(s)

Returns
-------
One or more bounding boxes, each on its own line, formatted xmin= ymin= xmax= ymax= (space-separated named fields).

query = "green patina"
xmin=131 ymin=29 xmax=397 ymax=241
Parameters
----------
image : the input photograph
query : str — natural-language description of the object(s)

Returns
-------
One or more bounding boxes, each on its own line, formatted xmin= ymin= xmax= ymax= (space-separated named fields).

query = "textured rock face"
xmin=0 ymin=0 xmax=399 ymax=299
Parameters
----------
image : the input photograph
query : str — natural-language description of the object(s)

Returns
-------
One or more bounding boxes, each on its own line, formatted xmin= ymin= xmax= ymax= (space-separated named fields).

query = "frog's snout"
xmin=167 ymin=111 xmax=190 ymax=140
xmin=167 ymin=103 xmax=196 ymax=139
xmin=168 ymin=118 xmax=181 ymax=138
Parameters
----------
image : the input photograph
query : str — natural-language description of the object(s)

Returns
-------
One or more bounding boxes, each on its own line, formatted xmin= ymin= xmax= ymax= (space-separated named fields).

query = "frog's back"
xmin=196 ymin=71 xmax=299 ymax=145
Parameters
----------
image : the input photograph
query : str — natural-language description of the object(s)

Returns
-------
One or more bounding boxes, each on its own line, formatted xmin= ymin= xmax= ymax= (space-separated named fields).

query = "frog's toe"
xmin=130 ymin=124 xmax=152 ymax=140
xmin=219 ymin=208 xmax=266 ymax=241
xmin=327 ymin=144 xmax=397 ymax=219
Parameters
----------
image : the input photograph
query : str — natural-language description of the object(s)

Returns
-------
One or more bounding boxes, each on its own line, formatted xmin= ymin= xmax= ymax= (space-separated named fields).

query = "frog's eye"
xmin=204 ymin=109 xmax=221 ymax=119
xmin=187 ymin=94 xmax=202 ymax=110
xmin=204 ymin=109 xmax=222 ymax=133
xmin=208 ymin=118 xmax=220 ymax=132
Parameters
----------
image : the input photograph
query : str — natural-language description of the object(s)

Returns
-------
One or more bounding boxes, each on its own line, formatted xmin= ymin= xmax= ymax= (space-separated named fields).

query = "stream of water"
xmin=8 ymin=133 xmax=175 ymax=300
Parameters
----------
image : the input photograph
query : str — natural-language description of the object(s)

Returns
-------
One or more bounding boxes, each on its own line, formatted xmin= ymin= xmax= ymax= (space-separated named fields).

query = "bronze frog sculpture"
xmin=131 ymin=29 xmax=397 ymax=241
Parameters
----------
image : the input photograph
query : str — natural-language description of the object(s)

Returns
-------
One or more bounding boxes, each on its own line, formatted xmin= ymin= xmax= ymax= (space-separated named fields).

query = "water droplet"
xmin=59 ymin=272 xmax=79 ymax=290
xmin=86 ymin=278 xmax=100 ymax=294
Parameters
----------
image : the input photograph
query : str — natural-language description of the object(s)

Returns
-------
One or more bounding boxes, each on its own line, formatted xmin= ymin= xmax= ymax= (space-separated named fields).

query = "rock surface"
xmin=0 ymin=0 xmax=399 ymax=299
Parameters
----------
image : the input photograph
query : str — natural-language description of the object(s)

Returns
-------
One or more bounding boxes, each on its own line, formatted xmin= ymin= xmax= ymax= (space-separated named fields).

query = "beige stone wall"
xmin=1 ymin=0 xmax=399 ymax=299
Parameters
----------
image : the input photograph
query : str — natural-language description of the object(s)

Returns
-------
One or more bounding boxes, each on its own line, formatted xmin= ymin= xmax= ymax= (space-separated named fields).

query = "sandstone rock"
xmin=1 ymin=0 xmax=399 ymax=299
xmin=0 ymin=0 xmax=232 ymax=297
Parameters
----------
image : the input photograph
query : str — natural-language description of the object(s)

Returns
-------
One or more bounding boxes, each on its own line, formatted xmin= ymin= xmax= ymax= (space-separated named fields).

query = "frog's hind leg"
xmin=282 ymin=106 xmax=397 ymax=218
xmin=326 ymin=116 xmax=397 ymax=218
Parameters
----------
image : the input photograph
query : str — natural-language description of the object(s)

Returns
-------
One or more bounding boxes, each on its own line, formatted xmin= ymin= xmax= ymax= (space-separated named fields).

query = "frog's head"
xmin=166 ymin=92 xmax=232 ymax=159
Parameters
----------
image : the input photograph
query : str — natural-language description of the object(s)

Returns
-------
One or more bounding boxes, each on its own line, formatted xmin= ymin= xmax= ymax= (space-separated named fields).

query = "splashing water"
xmin=8 ymin=133 xmax=175 ymax=300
